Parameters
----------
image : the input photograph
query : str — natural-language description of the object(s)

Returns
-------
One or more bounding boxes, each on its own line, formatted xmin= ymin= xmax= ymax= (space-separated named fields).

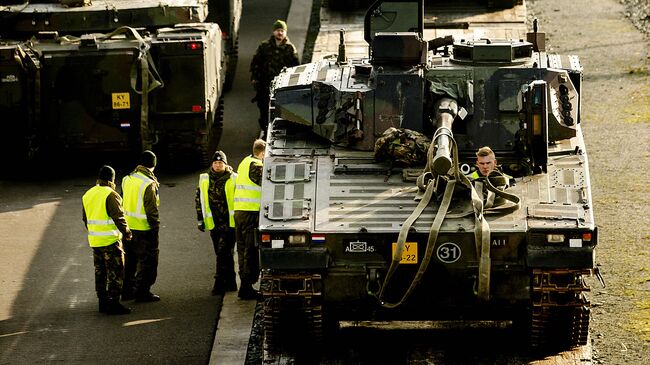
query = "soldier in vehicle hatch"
xmin=469 ymin=146 xmax=499 ymax=179
xmin=468 ymin=146 xmax=512 ymax=188
xmin=195 ymin=150 xmax=238 ymax=295
xmin=250 ymin=19 xmax=300 ymax=137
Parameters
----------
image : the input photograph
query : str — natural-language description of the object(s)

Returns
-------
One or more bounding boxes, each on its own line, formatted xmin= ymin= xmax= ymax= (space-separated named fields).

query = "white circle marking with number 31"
xmin=436 ymin=242 xmax=462 ymax=263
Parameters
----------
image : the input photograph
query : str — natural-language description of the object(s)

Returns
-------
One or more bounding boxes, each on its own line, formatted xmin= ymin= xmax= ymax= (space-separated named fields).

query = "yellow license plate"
xmin=391 ymin=242 xmax=418 ymax=264
xmin=111 ymin=92 xmax=131 ymax=109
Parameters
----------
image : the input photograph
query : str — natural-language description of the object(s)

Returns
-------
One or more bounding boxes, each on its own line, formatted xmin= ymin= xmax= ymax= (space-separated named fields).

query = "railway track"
xmin=244 ymin=1 xmax=593 ymax=363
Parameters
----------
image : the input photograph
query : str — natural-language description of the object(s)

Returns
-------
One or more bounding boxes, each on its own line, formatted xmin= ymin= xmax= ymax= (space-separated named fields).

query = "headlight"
xmin=288 ymin=234 xmax=307 ymax=245
xmin=546 ymin=234 xmax=565 ymax=243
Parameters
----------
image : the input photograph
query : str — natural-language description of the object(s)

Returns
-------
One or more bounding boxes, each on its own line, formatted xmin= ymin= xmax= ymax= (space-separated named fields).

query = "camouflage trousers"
xmin=254 ymin=86 xmax=270 ymax=133
xmin=234 ymin=211 xmax=260 ymax=286
xmin=210 ymin=227 xmax=237 ymax=287
xmin=92 ymin=242 xmax=125 ymax=301
xmin=123 ymin=229 xmax=159 ymax=295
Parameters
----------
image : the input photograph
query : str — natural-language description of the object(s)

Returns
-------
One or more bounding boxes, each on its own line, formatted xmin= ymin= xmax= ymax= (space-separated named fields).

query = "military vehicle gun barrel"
xmin=429 ymin=98 xmax=458 ymax=175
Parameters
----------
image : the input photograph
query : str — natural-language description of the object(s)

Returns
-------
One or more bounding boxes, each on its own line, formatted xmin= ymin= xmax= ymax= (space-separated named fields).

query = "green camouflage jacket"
xmin=195 ymin=166 xmax=235 ymax=231
xmin=374 ymin=127 xmax=431 ymax=166
xmin=250 ymin=35 xmax=300 ymax=88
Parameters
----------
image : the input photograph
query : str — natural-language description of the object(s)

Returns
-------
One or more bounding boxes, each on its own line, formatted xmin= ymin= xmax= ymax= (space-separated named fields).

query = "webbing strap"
xmin=382 ymin=179 xmax=456 ymax=309
xmin=377 ymin=181 xmax=434 ymax=304
xmin=140 ymin=55 xmax=151 ymax=150
xmin=460 ymin=172 xmax=491 ymax=300
xmin=375 ymin=126 xmax=521 ymax=306
xmin=483 ymin=176 xmax=521 ymax=214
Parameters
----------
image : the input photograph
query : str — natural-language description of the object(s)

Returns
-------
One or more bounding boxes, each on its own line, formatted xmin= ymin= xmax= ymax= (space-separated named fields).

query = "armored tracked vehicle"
xmin=0 ymin=0 xmax=241 ymax=165
xmin=259 ymin=0 xmax=597 ymax=352
xmin=328 ymin=0 xmax=522 ymax=11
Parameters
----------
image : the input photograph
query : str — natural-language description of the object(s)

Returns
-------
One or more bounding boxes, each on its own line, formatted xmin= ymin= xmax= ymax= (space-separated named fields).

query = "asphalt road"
xmin=0 ymin=1 xmax=291 ymax=363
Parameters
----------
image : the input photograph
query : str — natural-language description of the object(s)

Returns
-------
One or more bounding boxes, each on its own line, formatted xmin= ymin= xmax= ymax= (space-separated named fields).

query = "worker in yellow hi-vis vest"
xmin=82 ymin=165 xmax=132 ymax=315
xmin=121 ymin=150 xmax=161 ymax=303
xmin=195 ymin=150 xmax=238 ymax=295
xmin=233 ymin=139 xmax=266 ymax=300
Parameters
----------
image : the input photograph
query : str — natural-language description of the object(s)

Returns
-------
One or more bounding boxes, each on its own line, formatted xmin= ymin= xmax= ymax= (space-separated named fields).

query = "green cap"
xmin=273 ymin=20 xmax=287 ymax=31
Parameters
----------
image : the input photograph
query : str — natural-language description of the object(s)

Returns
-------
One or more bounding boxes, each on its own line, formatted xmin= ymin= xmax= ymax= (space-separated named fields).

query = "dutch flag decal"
xmin=311 ymin=234 xmax=325 ymax=244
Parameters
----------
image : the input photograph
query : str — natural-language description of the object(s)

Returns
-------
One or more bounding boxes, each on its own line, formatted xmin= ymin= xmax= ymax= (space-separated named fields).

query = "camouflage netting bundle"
xmin=374 ymin=127 xmax=431 ymax=166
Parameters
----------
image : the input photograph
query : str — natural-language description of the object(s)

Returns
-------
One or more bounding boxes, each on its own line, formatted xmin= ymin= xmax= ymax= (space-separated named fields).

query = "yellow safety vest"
xmin=234 ymin=156 xmax=263 ymax=212
xmin=122 ymin=172 xmax=158 ymax=231
xmin=469 ymin=170 xmax=512 ymax=187
xmin=82 ymin=186 xmax=122 ymax=247
xmin=199 ymin=172 xmax=237 ymax=230
xmin=469 ymin=171 xmax=481 ymax=180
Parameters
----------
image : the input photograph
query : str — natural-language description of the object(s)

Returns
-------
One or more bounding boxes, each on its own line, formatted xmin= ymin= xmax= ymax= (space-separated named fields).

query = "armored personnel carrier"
xmin=0 ymin=0 xmax=241 ymax=165
xmin=259 ymin=0 xmax=597 ymax=352
xmin=328 ymin=0 xmax=522 ymax=11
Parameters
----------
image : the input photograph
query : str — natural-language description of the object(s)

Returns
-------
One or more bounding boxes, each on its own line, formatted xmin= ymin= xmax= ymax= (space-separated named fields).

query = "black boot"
xmin=106 ymin=299 xmax=131 ymax=315
xmin=121 ymin=287 xmax=135 ymax=301
xmin=225 ymin=278 xmax=238 ymax=292
xmin=98 ymin=296 xmax=108 ymax=313
xmin=238 ymin=284 xmax=259 ymax=300
xmin=135 ymin=291 xmax=161 ymax=302
xmin=211 ymin=278 xmax=225 ymax=296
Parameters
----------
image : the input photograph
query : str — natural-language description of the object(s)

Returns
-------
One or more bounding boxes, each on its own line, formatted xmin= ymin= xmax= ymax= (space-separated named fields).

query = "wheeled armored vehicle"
xmin=259 ymin=0 xmax=597 ymax=352
xmin=0 ymin=0 xmax=241 ymax=164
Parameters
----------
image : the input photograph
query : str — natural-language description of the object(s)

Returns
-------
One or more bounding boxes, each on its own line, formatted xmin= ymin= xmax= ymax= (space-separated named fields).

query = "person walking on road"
xmin=82 ymin=165 xmax=132 ymax=315
xmin=195 ymin=150 xmax=238 ymax=295
xmin=250 ymin=19 xmax=300 ymax=137
xmin=234 ymin=139 xmax=266 ymax=300
xmin=121 ymin=150 xmax=162 ymax=302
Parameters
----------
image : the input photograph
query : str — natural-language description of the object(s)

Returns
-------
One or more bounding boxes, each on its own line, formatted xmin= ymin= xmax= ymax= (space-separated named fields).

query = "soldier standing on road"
xmin=82 ymin=165 xmax=132 ymax=315
xmin=195 ymin=150 xmax=238 ymax=295
xmin=250 ymin=19 xmax=300 ymax=137
xmin=121 ymin=150 xmax=162 ymax=302
xmin=234 ymin=139 xmax=266 ymax=300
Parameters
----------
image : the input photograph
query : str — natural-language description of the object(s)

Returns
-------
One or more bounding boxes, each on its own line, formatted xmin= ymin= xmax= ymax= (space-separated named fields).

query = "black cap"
xmin=140 ymin=150 xmax=157 ymax=168
xmin=98 ymin=165 xmax=115 ymax=182
xmin=212 ymin=150 xmax=227 ymax=164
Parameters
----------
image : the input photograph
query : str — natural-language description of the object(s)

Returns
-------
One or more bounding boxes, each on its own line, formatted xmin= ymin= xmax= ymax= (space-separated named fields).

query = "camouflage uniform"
xmin=123 ymin=165 xmax=160 ymax=298
xmin=82 ymin=180 xmax=130 ymax=305
xmin=195 ymin=166 xmax=237 ymax=293
xmin=374 ymin=127 xmax=431 ymax=166
xmin=250 ymin=35 xmax=300 ymax=132
xmin=234 ymin=157 xmax=264 ymax=295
